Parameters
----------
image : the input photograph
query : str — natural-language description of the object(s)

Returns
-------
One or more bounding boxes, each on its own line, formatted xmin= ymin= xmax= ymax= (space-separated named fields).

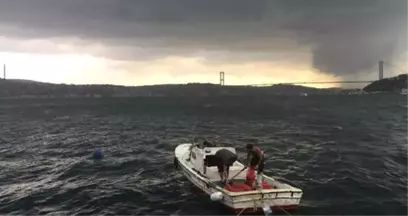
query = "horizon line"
xmin=0 ymin=78 xmax=365 ymax=89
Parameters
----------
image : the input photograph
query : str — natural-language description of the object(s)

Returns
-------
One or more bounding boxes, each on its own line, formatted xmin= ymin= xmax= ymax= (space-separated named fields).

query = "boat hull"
xmin=174 ymin=143 xmax=303 ymax=213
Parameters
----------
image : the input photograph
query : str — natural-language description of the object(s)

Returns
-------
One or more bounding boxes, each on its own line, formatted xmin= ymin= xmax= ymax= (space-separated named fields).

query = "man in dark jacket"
xmin=215 ymin=148 xmax=238 ymax=184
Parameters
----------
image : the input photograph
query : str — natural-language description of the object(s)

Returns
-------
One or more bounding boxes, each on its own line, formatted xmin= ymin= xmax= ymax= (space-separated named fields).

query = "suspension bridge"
xmin=219 ymin=60 xmax=406 ymax=86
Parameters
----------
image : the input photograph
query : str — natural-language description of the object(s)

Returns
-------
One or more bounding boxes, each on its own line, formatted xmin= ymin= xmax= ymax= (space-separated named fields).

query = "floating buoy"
xmin=210 ymin=191 xmax=223 ymax=201
xmin=93 ymin=148 xmax=103 ymax=159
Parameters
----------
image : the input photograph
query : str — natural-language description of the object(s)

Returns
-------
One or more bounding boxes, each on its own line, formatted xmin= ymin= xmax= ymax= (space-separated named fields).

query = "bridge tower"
xmin=220 ymin=71 xmax=225 ymax=86
xmin=379 ymin=60 xmax=384 ymax=80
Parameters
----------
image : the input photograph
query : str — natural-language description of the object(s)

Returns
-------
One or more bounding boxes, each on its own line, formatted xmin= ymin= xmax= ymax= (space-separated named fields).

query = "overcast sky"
xmin=0 ymin=0 xmax=406 ymax=87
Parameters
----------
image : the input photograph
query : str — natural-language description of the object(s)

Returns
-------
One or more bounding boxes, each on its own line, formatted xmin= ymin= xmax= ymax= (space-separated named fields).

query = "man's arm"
xmin=256 ymin=151 xmax=263 ymax=167
xmin=246 ymin=151 xmax=251 ymax=166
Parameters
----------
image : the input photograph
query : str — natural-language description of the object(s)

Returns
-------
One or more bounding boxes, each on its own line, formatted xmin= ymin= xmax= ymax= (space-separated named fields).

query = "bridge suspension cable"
xmin=246 ymin=60 xmax=404 ymax=86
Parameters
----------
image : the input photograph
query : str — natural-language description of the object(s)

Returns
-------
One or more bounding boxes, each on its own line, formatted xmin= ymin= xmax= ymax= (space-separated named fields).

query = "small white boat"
xmin=174 ymin=138 xmax=303 ymax=214
xmin=401 ymin=89 xmax=407 ymax=95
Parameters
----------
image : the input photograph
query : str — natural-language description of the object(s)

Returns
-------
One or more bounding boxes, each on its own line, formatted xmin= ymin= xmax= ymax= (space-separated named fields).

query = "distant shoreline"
xmin=0 ymin=74 xmax=406 ymax=98
xmin=0 ymin=79 xmax=355 ymax=98
xmin=363 ymin=74 xmax=407 ymax=93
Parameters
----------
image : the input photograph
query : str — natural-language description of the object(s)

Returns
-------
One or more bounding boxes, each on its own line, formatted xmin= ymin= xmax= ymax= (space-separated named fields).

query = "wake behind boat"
xmin=174 ymin=138 xmax=303 ymax=214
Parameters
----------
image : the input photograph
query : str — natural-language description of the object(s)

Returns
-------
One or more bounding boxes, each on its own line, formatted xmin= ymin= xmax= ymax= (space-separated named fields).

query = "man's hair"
xmin=246 ymin=143 xmax=253 ymax=150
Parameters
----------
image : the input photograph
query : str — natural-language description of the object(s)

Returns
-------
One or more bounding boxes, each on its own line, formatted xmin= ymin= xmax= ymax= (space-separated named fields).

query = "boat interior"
xmin=185 ymin=142 xmax=295 ymax=192
xmin=204 ymin=162 xmax=288 ymax=192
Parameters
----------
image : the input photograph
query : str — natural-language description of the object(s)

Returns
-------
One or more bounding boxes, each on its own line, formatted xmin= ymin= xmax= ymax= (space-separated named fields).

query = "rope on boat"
xmin=254 ymin=188 xmax=266 ymax=214
xmin=237 ymin=208 xmax=246 ymax=216
xmin=278 ymin=206 xmax=292 ymax=216
xmin=269 ymin=198 xmax=292 ymax=216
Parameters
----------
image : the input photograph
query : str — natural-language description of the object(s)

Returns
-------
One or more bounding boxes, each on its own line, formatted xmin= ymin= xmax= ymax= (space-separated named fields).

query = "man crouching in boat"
xmin=245 ymin=143 xmax=265 ymax=189
xmin=214 ymin=149 xmax=238 ymax=184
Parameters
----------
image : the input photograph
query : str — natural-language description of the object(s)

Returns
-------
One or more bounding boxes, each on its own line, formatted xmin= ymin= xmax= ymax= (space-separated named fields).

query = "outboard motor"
xmin=262 ymin=203 xmax=273 ymax=215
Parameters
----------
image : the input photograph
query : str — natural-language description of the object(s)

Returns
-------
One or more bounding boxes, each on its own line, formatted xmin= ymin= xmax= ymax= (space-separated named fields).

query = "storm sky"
xmin=0 ymin=0 xmax=406 ymax=87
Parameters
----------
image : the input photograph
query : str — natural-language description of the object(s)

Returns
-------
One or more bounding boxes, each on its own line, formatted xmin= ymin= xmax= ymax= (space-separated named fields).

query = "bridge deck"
xmin=251 ymin=80 xmax=374 ymax=86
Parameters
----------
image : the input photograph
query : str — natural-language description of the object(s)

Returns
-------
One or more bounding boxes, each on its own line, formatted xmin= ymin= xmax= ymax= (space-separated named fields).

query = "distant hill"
xmin=0 ymin=79 xmax=355 ymax=98
xmin=363 ymin=74 xmax=407 ymax=92
xmin=5 ymin=79 xmax=45 ymax=84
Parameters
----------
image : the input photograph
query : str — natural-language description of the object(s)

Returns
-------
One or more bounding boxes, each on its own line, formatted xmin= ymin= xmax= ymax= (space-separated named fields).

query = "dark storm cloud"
xmin=0 ymin=0 xmax=406 ymax=76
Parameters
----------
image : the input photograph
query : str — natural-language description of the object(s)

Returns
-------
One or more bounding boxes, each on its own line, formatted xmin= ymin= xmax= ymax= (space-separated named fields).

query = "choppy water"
xmin=0 ymin=95 xmax=406 ymax=215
